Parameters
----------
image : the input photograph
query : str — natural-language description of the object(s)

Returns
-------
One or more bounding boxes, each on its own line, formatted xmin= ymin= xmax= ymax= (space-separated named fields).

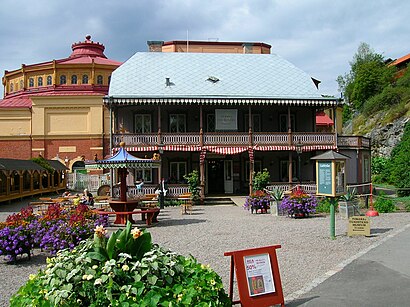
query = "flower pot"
xmin=270 ymin=200 xmax=282 ymax=216
xmin=338 ymin=200 xmax=359 ymax=219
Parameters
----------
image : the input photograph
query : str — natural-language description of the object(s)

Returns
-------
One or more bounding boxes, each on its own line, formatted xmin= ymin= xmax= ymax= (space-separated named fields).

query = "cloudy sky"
xmin=1 ymin=0 xmax=409 ymax=99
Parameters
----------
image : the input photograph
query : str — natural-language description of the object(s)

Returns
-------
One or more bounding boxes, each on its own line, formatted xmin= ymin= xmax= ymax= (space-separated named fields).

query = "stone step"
xmin=203 ymin=197 xmax=236 ymax=206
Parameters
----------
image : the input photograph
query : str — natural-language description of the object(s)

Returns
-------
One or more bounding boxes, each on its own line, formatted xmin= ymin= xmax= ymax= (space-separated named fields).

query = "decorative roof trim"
xmin=104 ymin=96 xmax=339 ymax=107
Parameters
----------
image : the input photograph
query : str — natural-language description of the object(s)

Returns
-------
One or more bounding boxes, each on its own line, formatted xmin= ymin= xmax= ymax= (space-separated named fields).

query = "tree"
xmin=337 ymin=42 xmax=396 ymax=110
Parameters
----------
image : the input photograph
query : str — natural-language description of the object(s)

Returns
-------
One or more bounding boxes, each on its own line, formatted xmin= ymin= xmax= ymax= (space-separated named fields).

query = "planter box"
xmin=270 ymin=200 xmax=284 ymax=216
xmin=338 ymin=200 xmax=360 ymax=219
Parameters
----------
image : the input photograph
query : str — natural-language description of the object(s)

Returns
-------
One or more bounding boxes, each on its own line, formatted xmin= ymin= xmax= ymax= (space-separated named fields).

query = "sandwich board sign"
xmin=224 ymin=245 xmax=285 ymax=307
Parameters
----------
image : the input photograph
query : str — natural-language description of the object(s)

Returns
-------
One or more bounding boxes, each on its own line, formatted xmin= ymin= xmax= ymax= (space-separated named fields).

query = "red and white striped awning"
xmin=253 ymin=145 xmax=291 ymax=151
xmin=205 ymin=146 xmax=248 ymax=155
xmin=163 ymin=145 xmax=201 ymax=151
xmin=113 ymin=146 xmax=158 ymax=153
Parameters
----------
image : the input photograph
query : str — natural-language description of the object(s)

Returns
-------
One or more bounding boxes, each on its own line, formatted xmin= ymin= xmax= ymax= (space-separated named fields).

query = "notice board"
xmin=317 ymin=161 xmax=333 ymax=196
xmin=224 ymin=245 xmax=285 ymax=307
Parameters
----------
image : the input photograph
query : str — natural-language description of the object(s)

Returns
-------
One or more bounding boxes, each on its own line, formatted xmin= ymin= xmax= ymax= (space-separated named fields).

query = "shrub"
xmin=252 ymin=168 xmax=270 ymax=192
xmin=316 ymin=198 xmax=333 ymax=213
xmin=363 ymin=86 xmax=408 ymax=116
xmin=373 ymin=196 xmax=396 ymax=213
xmin=388 ymin=122 xmax=410 ymax=196
xmin=10 ymin=222 xmax=230 ymax=306
xmin=183 ymin=170 xmax=201 ymax=201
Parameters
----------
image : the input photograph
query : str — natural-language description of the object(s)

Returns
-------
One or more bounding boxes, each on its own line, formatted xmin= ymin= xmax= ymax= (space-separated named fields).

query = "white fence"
xmin=66 ymin=173 xmax=110 ymax=193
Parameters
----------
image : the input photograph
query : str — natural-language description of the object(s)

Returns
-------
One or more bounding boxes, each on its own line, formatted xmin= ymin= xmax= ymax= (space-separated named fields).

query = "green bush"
xmin=10 ymin=222 xmax=230 ymax=306
xmin=373 ymin=196 xmax=396 ymax=213
xmin=316 ymin=198 xmax=333 ymax=213
xmin=252 ymin=168 xmax=270 ymax=192
xmin=184 ymin=170 xmax=201 ymax=201
xmin=363 ymin=86 xmax=408 ymax=116
xmin=388 ymin=122 xmax=410 ymax=196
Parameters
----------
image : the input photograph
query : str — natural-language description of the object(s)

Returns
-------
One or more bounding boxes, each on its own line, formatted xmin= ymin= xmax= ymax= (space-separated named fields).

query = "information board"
xmin=317 ymin=161 xmax=333 ymax=195
xmin=348 ymin=216 xmax=370 ymax=236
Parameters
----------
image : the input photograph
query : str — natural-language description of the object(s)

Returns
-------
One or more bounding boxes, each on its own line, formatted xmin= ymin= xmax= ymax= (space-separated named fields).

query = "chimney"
xmin=147 ymin=41 xmax=164 ymax=52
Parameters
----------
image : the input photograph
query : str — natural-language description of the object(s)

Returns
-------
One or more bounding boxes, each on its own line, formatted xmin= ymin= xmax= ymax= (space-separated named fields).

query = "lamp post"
xmin=295 ymin=142 xmax=303 ymax=186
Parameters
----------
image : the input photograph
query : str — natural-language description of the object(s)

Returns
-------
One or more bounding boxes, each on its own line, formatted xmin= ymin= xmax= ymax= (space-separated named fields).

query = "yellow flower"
xmin=92 ymin=265 xmax=98 ymax=270
xmin=122 ymin=264 xmax=130 ymax=271
xmin=131 ymin=227 xmax=142 ymax=239
xmin=94 ymin=225 xmax=107 ymax=238
xmin=177 ymin=294 xmax=183 ymax=302
xmin=29 ymin=274 xmax=36 ymax=281
xmin=210 ymin=279 xmax=216 ymax=286
xmin=94 ymin=278 xmax=103 ymax=285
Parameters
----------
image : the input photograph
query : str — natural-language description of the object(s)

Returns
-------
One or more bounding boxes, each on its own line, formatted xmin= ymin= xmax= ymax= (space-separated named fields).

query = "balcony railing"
xmin=112 ymin=132 xmax=369 ymax=149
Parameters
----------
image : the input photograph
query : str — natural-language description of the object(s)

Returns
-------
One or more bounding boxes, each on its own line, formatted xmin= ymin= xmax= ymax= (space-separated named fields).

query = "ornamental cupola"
xmin=69 ymin=35 xmax=107 ymax=59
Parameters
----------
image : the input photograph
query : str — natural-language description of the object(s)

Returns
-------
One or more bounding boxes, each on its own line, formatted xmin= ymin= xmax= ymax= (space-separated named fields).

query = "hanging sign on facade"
xmin=215 ymin=109 xmax=238 ymax=131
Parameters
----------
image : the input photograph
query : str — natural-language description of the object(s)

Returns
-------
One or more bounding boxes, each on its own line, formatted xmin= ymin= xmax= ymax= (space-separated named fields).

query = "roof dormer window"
xmin=29 ymin=78 xmax=34 ymax=87
xmin=38 ymin=77 xmax=43 ymax=87
xmin=60 ymin=75 xmax=66 ymax=85
xmin=71 ymin=75 xmax=78 ymax=84
xmin=82 ymin=74 xmax=88 ymax=84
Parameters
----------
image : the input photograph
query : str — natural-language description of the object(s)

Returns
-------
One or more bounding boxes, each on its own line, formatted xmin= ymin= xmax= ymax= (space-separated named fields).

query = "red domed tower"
xmin=0 ymin=36 xmax=122 ymax=170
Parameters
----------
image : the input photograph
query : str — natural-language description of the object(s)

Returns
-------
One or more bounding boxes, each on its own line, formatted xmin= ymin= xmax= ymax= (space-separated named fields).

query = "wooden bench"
xmin=93 ymin=208 xmax=160 ymax=226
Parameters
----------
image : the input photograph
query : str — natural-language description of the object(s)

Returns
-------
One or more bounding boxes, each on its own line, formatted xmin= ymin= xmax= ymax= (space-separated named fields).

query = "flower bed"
xmin=10 ymin=222 xmax=231 ymax=306
xmin=244 ymin=190 xmax=271 ymax=213
xmin=280 ymin=189 xmax=318 ymax=218
xmin=0 ymin=204 xmax=109 ymax=262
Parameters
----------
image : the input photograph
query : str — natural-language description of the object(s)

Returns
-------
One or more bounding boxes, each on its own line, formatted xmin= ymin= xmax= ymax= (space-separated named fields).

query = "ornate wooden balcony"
xmin=113 ymin=132 xmax=343 ymax=148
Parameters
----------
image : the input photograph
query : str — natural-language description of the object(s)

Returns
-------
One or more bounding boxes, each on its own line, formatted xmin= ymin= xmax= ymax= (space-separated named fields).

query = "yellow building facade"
xmin=0 ymin=35 xmax=121 ymax=170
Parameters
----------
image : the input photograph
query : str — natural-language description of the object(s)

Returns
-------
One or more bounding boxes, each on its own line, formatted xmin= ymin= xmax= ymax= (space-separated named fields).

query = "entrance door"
xmin=224 ymin=160 xmax=233 ymax=193
xmin=207 ymin=159 xmax=225 ymax=194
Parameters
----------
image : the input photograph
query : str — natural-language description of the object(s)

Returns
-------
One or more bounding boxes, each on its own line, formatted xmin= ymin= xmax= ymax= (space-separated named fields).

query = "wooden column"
xmin=157 ymin=105 xmax=162 ymax=144
xmin=248 ymin=106 xmax=254 ymax=194
xmin=288 ymin=151 xmax=293 ymax=187
xmin=199 ymin=106 xmax=205 ymax=201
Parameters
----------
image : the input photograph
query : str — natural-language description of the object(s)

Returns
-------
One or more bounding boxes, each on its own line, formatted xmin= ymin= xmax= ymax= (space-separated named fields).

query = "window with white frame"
xmin=134 ymin=114 xmax=152 ymax=133
xmin=71 ymin=75 xmax=77 ymax=85
xmin=280 ymin=159 xmax=297 ymax=182
xmin=169 ymin=162 xmax=187 ymax=183
xmin=38 ymin=77 xmax=43 ymax=86
xmin=245 ymin=160 xmax=262 ymax=181
xmin=29 ymin=78 xmax=34 ymax=87
xmin=134 ymin=169 xmax=152 ymax=183
xmin=60 ymin=75 xmax=66 ymax=85
xmin=47 ymin=75 xmax=52 ymax=85
xmin=82 ymin=74 xmax=88 ymax=84
xmin=245 ymin=114 xmax=261 ymax=132
xmin=279 ymin=114 xmax=295 ymax=132
xmin=169 ymin=114 xmax=186 ymax=133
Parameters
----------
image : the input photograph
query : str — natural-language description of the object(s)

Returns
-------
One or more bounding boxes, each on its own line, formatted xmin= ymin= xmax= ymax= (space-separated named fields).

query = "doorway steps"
xmin=202 ymin=196 xmax=238 ymax=206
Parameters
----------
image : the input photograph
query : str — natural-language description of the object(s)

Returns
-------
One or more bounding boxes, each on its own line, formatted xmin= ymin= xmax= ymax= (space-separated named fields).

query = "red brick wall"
xmin=0 ymin=140 xmax=32 ymax=159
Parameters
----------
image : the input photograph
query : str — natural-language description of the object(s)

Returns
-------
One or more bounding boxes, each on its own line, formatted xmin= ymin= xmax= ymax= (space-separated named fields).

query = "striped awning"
xmin=205 ymin=146 xmax=248 ymax=155
xmin=163 ymin=145 xmax=202 ymax=151
xmin=113 ymin=146 xmax=158 ymax=152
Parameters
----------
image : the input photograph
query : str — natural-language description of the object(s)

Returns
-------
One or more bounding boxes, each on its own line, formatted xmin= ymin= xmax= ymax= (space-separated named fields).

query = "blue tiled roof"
xmin=109 ymin=52 xmax=325 ymax=100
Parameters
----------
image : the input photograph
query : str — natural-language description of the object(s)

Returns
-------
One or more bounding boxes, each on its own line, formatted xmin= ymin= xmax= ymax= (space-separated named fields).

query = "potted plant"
xmin=280 ymin=189 xmax=318 ymax=218
xmin=338 ymin=188 xmax=359 ymax=219
xmin=244 ymin=190 xmax=271 ymax=214
xmin=268 ymin=189 xmax=284 ymax=216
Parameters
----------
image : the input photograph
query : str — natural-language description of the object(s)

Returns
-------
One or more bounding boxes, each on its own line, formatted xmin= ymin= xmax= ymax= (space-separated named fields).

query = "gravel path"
xmin=1 ymin=198 xmax=410 ymax=306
